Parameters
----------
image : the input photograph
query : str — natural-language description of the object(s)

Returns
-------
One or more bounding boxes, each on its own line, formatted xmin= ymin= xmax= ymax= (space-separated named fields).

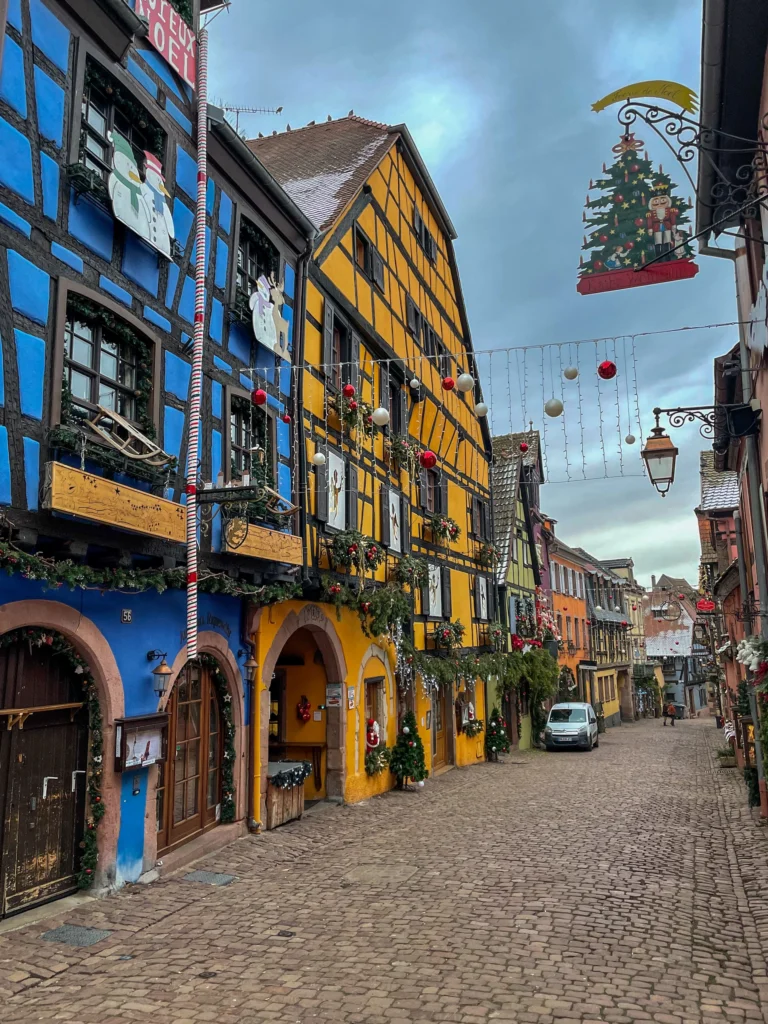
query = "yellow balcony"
xmin=222 ymin=521 xmax=303 ymax=566
xmin=43 ymin=461 xmax=186 ymax=543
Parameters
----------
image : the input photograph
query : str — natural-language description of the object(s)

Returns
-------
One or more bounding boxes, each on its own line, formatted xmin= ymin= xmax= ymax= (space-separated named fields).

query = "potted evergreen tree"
xmin=389 ymin=710 xmax=427 ymax=789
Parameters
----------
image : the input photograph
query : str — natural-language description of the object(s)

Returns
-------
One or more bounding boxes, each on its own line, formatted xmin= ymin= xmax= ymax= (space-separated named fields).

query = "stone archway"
xmin=0 ymin=599 xmax=125 ymax=891
xmin=260 ymin=606 xmax=348 ymax=807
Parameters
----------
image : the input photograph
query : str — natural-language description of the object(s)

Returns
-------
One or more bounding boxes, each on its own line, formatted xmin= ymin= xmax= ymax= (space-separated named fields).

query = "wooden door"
xmin=432 ymin=688 xmax=447 ymax=769
xmin=157 ymin=662 xmax=223 ymax=854
xmin=0 ymin=639 xmax=88 ymax=918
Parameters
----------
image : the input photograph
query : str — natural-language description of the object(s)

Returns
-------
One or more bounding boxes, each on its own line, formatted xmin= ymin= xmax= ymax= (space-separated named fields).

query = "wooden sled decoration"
xmin=87 ymin=406 xmax=175 ymax=468
xmin=264 ymin=486 xmax=299 ymax=517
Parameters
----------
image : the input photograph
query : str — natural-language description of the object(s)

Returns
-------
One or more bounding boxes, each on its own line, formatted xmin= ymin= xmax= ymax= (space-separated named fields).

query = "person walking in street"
xmin=667 ymin=702 xmax=677 ymax=727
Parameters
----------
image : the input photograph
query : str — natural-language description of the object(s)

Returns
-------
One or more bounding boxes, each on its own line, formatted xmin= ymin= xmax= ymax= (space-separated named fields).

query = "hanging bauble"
xmin=282 ymin=413 xmax=291 ymax=424
xmin=599 ymin=234 xmax=608 ymax=242
xmin=544 ymin=397 xmax=563 ymax=417
xmin=342 ymin=383 xmax=356 ymax=399
xmin=625 ymin=433 xmax=636 ymax=445
xmin=409 ymin=377 xmax=420 ymax=390
xmin=251 ymin=388 xmax=267 ymax=406
xmin=678 ymin=593 xmax=685 ymax=600
xmin=418 ymin=780 xmax=425 ymax=788
xmin=563 ymin=367 xmax=578 ymax=380
xmin=349 ymin=400 xmax=358 ymax=411
xmin=634 ymin=217 xmax=645 ymax=227
xmin=615 ymin=193 xmax=624 ymax=203
xmin=419 ymin=450 xmax=437 ymax=470
xmin=474 ymin=402 xmax=488 ymax=417
xmin=456 ymin=372 xmax=474 ymax=393
xmin=372 ymin=407 xmax=390 ymax=427
xmin=402 ymin=725 xmax=410 ymax=734
xmin=312 ymin=451 xmax=326 ymax=467
xmin=442 ymin=376 xmax=456 ymax=392
xmin=597 ymin=360 xmax=617 ymax=380
xmin=519 ymin=442 xmax=529 ymax=453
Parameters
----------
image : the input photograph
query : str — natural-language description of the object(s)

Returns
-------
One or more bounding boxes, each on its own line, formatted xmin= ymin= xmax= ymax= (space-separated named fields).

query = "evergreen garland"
xmin=65 ymin=294 xmax=156 ymax=441
xmin=49 ymin=424 xmax=177 ymax=486
xmin=238 ymin=218 xmax=281 ymax=280
xmin=462 ymin=718 xmax=484 ymax=738
xmin=83 ymin=62 xmax=164 ymax=160
xmin=425 ymin=513 xmax=461 ymax=544
xmin=198 ymin=654 xmax=236 ymax=822
xmin=385 ymin=434 xmax=421 ymax=476
xmin=392 ymin=555 xmax=429 ymax=589
xmin=0 ymin=537 xmax=301 ymax=602
xmin=169 ymin=0 xmax=194 ymax=26
xmin=365 ymin=745 xmax=391 ymax=776
xmin=0 ymin=628 xmax=104 ymax=888
xmin=330 ymin=394 xmax=375 ymax=437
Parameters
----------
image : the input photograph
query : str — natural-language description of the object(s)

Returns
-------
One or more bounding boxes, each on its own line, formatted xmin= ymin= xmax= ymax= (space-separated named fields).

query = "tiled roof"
xmin=491 ymin=437 xmax=521 ymax=582
xmin=698 ymin=450 xmax=739 ymax=512
xmin=494 ymin=430 xmax=543 ymax=479
xmin=697 ymin=513 xmax=716 ymax=563
xmin=642 ymin=594 xmax=694 ymax=657
xmin=247 ymin=116 xmax=396 ymax=232
xmin=600 ymin=557 xmax=633 ymax=569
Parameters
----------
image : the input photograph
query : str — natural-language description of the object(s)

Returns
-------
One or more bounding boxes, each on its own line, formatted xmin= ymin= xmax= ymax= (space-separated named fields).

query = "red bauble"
xmin=594 ymin=260 xmax=603 ymax=269
xmin=349 ymin=400 xmax=358 ymax=411
xmin=442 ymin=376 xmax=455 ymax=392
xmin=630 ymin=164 xmax=639 ymax=172
xmin=625 ymin=242 xmax=634 ymax=250
xmin=621 ymin=621 xmax=628 ymax=628
xmin=282 ymin=413 xmax=291 ymax=424
xmin=419 ymin=450 xmax=437 ymax=469
xmin=342 ymin=383 xmax=355 ymax=399
xmin=678 ymin=593 xmax=685 ymax=600
xmin=597 ymin=360 xmax=617 ymax=380
xmin=634 ymin=217 xmax=645 ymax=227
xmin=599 ymin=234 xmax=608 ymax=243
xmin=615 ymin=194 xmax=624 ymax=203
xmin=520 ymin=442 xmax=529 ymax=453
xmin=251 ymin=388 xmax=267 ymax=406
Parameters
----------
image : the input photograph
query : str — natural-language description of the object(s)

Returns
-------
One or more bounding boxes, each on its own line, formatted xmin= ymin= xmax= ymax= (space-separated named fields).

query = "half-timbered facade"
xmin=0 ymin=0 xmax=313 ymax=910
xmin=249 ymin=115 xmax=494 ymax=802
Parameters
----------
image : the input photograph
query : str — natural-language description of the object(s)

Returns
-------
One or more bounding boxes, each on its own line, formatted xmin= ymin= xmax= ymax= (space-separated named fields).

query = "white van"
xmin=543 ymin=702 xmax=599 ymax=752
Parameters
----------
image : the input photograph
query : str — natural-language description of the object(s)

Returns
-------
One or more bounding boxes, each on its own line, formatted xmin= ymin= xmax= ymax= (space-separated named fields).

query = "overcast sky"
xmin=209 ymin=0 xmax=736 ymax=590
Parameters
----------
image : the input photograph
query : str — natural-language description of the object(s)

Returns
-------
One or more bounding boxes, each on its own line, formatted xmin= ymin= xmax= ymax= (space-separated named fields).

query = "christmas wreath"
xmin=432 ymin=620 xmax=466 ymax=652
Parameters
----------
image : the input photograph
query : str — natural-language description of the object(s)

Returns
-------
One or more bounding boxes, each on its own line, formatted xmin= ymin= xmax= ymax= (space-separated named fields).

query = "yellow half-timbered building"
xmin=246 ymin=115 xmax=494 ymax=813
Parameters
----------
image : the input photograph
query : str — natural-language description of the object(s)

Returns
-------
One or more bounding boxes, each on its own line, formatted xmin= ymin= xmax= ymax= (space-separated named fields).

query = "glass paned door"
xmin=158 ymin=662 xmax=223 ymax=853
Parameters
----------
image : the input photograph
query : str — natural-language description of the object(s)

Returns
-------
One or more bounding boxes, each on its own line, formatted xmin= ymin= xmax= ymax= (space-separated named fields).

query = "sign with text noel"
xmin=136 ymin=0 xmax=197 ymax=90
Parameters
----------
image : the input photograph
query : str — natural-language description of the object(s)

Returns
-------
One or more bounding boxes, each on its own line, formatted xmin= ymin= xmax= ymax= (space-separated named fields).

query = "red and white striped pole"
xmin=186 ymin=26 xmax=208 ymax=662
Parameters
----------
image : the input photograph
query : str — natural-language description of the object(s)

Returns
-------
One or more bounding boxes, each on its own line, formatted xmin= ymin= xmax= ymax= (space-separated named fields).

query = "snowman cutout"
xmin=108 ymin=132 xmax=151 ymax=242
xmin=250 ymin=275 xmax=278 ymax=352
xmin=141 ymin=151 xmax=175 ymax=259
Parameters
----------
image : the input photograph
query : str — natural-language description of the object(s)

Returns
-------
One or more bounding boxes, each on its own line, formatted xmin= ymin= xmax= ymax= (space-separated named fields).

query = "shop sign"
xmin=326 ymin=682 xmax=342 ymax=708
xmin=136 ymin=0 xmax=197 ymax=90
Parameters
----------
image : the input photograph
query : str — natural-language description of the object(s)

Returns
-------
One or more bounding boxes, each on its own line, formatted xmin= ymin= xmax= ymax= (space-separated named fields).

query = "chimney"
xmin=651 ymin=575 xmax=656 ymax=588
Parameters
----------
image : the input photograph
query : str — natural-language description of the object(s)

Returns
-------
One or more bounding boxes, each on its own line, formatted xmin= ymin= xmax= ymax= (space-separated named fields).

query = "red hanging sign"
xmin=136 ymin=0 xmax=197 ymax=91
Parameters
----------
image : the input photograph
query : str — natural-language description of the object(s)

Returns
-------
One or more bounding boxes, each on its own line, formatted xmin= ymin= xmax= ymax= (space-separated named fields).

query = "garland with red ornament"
xmin=0 ymin=627 xmax=104 ymax=887
xmin=425 ymin=513 xmax=461 ymax=544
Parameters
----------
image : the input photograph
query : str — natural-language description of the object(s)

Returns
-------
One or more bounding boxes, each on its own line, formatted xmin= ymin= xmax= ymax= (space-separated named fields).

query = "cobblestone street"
xmin=2 ymin=718 xmax=768 ymax=1023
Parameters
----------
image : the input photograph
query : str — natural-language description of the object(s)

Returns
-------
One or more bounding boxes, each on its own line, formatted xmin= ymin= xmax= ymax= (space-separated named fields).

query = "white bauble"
xmin=417 ymin=780 xmax=425 ymax=788
xmin=402 ymin=725 xmax=410 ymax=734
xmin=312 ymin=451 xmax=326 ymax=467
xmin=474 ymin=402 xmax=488 ymax=417
xmin=456 ymin=372 xmax=475 ymax=393
xmin=372 ymin=406 xmax=390 ymax=427
xmin=544 ymin=397 xmax=564 ymax=417
xmin=563 ymin=367 xmax=579 ymax=381
xmin=409 ymin=377 xmax=420 ymax=390
xmin=625 ymin=433 xmax=636 ymax=445
xmin=491 ymin=746 xmax=497 ymax=752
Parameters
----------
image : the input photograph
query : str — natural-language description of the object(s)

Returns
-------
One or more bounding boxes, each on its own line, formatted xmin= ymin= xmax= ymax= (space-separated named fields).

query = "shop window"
xmin=237 ymin=217 xmax=280 ymax=300
xmin=364 ymin=678 xmax=385 ymax=726
xmin=64 ymin=316 xmax=138 ymax=422
xmin=77 ymin=60 xmax=163 ymax=190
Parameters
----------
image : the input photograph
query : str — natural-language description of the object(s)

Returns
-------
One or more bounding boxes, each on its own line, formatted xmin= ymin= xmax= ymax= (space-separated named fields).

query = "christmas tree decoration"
xmin=312 ymin=451 xmax=326 ymax=466
xmin=419 ymin=450 xmax=437 ymax=469
xmin=544 ymin=398 xmax=564 ymax=417
xmin=563 ymin=366 xmax=579 ymax=380
xmin=372 ymin=406 xmax=390 ymax=427
xmin=625 ymin=433 xmax=636 ymax=444
xmin=442 ymin=376 xmax=456 ymax=391
xmin=456 ymin=372 xmax=475 ymax=393
xmin=281 ymin=413 xmax=291 ymax=424
xmin=251 ymin=388 xmax=267 ymax=406
xmin=474 ymin=402 xmax=488 ymax=417
xmin=389 ymin=710 xmax=427 ymax=788
xmin=409 ymin=377 xmax=420 ymax=389
xmin=342 ymin=383 xmax=356 ymax=398
xmin=485 ymin=706 xmax=510 ymax=761
xmin=519 ymin=441 xmax=529 ymax=453
xmin=598 ymin=360 xmax=617 ymax=380
xmin=578 ymin=133 xmax=698 ymax=295
xmin=349 ymin=400 xmax=358 ymax=411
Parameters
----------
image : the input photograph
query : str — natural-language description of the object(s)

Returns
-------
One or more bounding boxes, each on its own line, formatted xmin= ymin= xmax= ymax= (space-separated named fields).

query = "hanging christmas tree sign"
xmin=577 ymin=133 xmax=698 ymax=295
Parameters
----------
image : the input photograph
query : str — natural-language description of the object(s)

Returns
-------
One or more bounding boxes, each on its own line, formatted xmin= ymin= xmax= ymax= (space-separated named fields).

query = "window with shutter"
xmin=438 ymin=473 xmax=448 ymax=516
xmin=348 ymin=330 xmax=360 ymax=392
xmin=371 ymin=250 xmax=385 ymax=291
xmin=346 ymin=463 xmax=358 ymax=530
xmin=354 ymin=227 xmax=371 ymax=276
xmin=471 ymin=496 xmax=481 ymax=538
xmin=388 ymin=376 xmax=403 ymax=435
xmin=441 ymin=566 xmax=452 ymax=619
xmin=482 ymin=503 xmax=491 ymax=543
xmin=380 ymin=484 xmax=391 ymax=547
xmin=406 ymin=296 xmax=420 ymax=338
xmin=419 ymin=468 xmax=430 ymax=510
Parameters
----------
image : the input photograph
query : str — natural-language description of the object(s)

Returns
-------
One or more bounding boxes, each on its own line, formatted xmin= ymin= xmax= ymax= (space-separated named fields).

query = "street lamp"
xmin=146 ymin=650 xmax=173 ymax=697
xmin=641 ymin=413 xmax=678 ymax=497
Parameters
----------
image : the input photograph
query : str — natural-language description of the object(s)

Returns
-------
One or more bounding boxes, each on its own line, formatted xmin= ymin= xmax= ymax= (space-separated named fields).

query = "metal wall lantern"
xmin=641 ymin=416 xmax=678 ymax=497
xmin=146 ymin=650 xmax=173 ymax=697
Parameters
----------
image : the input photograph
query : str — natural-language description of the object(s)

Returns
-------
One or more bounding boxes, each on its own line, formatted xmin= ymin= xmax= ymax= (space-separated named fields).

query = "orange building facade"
xmin=548 ymin=537 xmax=591 ymax=702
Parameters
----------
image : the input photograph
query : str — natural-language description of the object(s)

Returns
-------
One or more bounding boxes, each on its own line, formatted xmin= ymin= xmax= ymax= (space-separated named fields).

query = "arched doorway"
xmin=268 ymin=628 xmax=328 ymax=800
xmin=0 ymin=634 xmax=89 ymax=916
xmin=156 ymin=660 xmax=225 ymax=853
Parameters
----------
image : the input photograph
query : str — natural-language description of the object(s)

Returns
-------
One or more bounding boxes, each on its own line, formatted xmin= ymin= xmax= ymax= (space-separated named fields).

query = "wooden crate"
xmin=265 ymin=780 xmax=305 ymax=830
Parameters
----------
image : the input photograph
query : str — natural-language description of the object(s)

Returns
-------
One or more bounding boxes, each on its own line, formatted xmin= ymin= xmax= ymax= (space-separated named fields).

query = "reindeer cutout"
xmin=248 ymin=274 xmax=292 ymax=364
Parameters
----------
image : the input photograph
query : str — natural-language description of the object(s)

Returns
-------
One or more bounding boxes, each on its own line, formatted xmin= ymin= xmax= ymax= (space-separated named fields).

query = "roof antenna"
xmin=223 ymin=104 xmax=284 ymax=134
